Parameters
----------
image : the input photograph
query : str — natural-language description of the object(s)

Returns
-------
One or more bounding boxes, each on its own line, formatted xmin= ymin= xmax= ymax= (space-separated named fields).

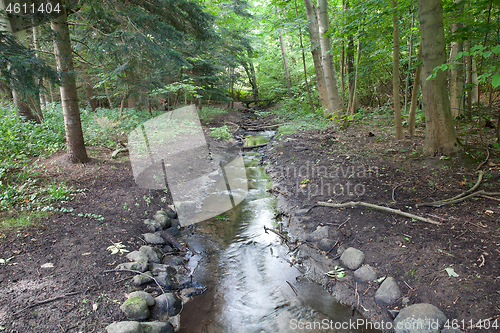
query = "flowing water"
xmin=178 ymin=133 xmax=381 ymax=333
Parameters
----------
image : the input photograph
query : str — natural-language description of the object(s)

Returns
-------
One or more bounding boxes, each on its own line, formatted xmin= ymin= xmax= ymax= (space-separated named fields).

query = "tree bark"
xmin=304 ymin=0 xmax=329 ymax=114
xmin=317 ymin=0 xmax=343 ymax=116
xmin=50 ymin=0 xmax=89 ymax=163
xmin=393 ymin=0 xmax=403 ymax=140
xmin=81 ymin=67 xmax=97 ymax=112
xmin=417 ymin=0 xmax=458 ymax=155
xmin=449 ymin=0 xmax=464 ymax=118
xmin=294 ymin=0 xmax=315 ymax=113
xmin=409 ymin=44 xmax=422 ymax=137
xmin=278 ymin=23 xmax=292 ymax=98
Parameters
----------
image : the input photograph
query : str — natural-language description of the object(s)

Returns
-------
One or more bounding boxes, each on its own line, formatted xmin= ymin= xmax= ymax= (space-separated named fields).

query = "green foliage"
xmin=198 ymin=107 xmax=227 ymax=121
xmin=208 ymin=125 xmax=232 ymax=140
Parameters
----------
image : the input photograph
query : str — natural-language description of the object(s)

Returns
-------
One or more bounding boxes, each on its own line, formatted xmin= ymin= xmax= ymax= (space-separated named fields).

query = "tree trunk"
xmin=50 ymin=0 xmax=89 ymax=163
xmin=349 ymin=37 xmax=360 ymax=116
xmin=294 ymin=0 xmax=315 ymax=113
xmin=128 ymin=95 xmax=137 ymax=109
xmin=12 ymin=89 xmax=40 ymax=122
xmin=465 ymin=39 xmax=473 ymax=120
xmin=449 ymin=0 xmax=464 ymax=118
xmin=317 ymin=0 xmax=343 ymax=116
xmin=404 ymin=11 xmax=414 ymax=113
xmin=409 ymin=44 xmax=422 ymax=137
xmin=242 ymin=60 xmax=258 ymax=100
xmin=278 ymin=22 xmax=292 ymax=98
xmin=304 ymin=0 xmax=329 ymax=113
xmin=393 ymin=0 xmax=403 ymax=140
xmin=417 ymin=0 xmax=458 ymax=155
xmin=82 ymin=67 xmax=97 ymax=112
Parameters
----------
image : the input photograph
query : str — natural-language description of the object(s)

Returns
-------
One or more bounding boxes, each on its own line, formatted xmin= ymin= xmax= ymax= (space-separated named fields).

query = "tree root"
xmin=416 ymin=171 xmax=500 ymax=207
xmin=317 ymin=201 xmax=441 ymax=226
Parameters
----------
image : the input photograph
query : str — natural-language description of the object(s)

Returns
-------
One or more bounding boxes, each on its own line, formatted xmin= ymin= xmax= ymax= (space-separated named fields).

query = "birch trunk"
xmin=409 ymin=44 xmax=422 ymax=137
xmin=50 ymin=0 xmax=89 ymax=163
xmin=417 ymin=0 xmax=458 ymax=155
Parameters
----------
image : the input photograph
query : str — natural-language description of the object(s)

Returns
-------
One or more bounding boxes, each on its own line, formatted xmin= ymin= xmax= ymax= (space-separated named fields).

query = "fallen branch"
xmin=475 ymin=148 xmax=490 ymax=171
xmin=417 ymin=190 xmax=500 ymax=207
xmin=158 ymin=230 xmax=185 ymax=252
xmin=103 ymin=269 xmax=166 ymax=294
xmin=317 ymin=201 xmax=441 ymax=226
xmin=417 ymin=171 xmax=483 ymax=207
xmin=14 ymin=291 xmax=83 ymax=315
xmin=264 ymin=226 xmax=289 ymax=242
xmin=243 ymin=123 xmax=288 ymax=131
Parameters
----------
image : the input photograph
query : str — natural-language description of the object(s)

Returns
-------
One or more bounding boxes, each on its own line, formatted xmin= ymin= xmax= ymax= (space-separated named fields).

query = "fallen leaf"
xmin=92 ymin=303 xmax=98 ymax=311
xmin=81 ymin=252 xmax=91 ymax=256
xmin=444 ymin=267 xmax=459 ymax=277
xmin=41 ymin=263 xmax=54 ymax=268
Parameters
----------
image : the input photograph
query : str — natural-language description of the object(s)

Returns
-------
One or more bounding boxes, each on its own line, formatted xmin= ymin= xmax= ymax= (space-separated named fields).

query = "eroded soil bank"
xmin=261 ymin=117 xmax=500 ymax=332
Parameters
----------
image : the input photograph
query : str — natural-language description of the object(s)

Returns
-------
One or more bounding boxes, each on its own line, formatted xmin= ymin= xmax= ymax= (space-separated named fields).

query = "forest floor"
xmin=0 ymin=104 xmax=499 ymax=332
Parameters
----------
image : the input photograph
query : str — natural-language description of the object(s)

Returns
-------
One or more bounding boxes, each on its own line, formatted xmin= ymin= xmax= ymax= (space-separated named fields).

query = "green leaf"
xmin=444 ymin=267 xmax=459 ymax=277
xmin=491 ymin=74 xmax=500 ymax=88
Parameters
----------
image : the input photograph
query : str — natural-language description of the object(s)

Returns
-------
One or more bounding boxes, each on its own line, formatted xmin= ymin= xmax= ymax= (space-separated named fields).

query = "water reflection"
xmin=179 ymin=139 xmax=380 ymax=333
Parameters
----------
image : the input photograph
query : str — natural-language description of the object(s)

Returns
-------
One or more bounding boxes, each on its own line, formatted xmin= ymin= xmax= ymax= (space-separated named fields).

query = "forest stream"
xmin=178 ymin=131 xmax=381 ymax=333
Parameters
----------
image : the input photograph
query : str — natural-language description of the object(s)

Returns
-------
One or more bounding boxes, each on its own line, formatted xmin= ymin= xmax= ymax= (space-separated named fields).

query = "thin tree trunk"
xmin=449 ymin=0 xmax=464 ymax=118
xmin=340 ymin=40 xmax=346 ymax=109
xmin=50 ymin=0 xmax=89 ymax=163
xmin=304 ymin=0 xmax=329 ymax=113
xmin=409 ymin=44 xmax=422 ymax=137
xmin=417 ymin=0 xmax=458 ymax=155
xmin=32 ymin=23 xmax=46 ymax=109
xmin=465 ymin=39 xmax=472 ymax=120
xmin=105 ymin=86 xmax=113 ymax=109
xmin=82 ymin=68 xmax=97 ymax=112
xmin=404 ymin=10 xmax=414 ymax=114
xmin=393 ymin=0 xmax=403 ymax=140
xmin=277 ymin=19 xmax=292 ymax=98
xmin=349 ymin=37 xmax=360 ymax=116
xmin=317 ymin=0 xmax=343 ymax=116
xmin=294 ymin=0 xmax=314 ymax=113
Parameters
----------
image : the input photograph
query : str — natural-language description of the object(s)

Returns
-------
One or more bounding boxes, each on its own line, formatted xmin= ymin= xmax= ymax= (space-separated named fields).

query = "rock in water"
xmin=340 ymin=247 xmax=365 ymax=270
xmin=374 ymin=277 xmax=401 ymax=306
xmin=151 ymin=293 xmax=182 ymax=320
xmin=394 ymin=303 xmax=447 ymax=333
xmin=120 ymin=296 xmax=150 ymax=321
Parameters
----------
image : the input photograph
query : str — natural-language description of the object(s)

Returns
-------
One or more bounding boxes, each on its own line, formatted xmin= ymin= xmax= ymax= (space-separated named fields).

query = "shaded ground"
xmin=0 ymin=104 xmax=499 ymax=332
xmin=263 ymin=112 xmax=500 ymax=332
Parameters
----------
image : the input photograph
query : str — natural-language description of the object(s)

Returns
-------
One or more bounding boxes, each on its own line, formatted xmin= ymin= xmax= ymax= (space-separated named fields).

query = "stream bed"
xmin=178 ymin=132 xmax=380 ymax=333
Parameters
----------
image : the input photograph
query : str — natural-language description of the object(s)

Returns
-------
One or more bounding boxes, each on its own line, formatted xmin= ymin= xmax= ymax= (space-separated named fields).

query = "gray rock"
xmin=154 ymin=211 xmax=172 ymax=229
xmin=375 ymin=277 xmax=401 ymax=306
xmin=337 ymin=244 xmax=347 ymax=255
xmin=165 ymin=219 xmax=181 ymax=237
xmin=120 ymin=296 xmax=150 ymax=321
xmin=129 ymin=291 xmax=155 ymax=306
xmin=127 ymin=251 xmax=150 ymax=263
xmin=394 ymin=303 xmax=447 ymax=333
xmin=140 ymin=246 xmax=162 ymax=263
xmin=106 ymin=321 xmax=141 ymax=333
xmin=142 ymin=233 xmax=166 ymax=245
xmin=151 ymin=293 xmax=182 ymax=320
xmin=306 ymin=226 xmax=329 ymax=242
xmin=318 ymin=238 xmax=336 ymax=251
xmin=150 ymin=263 xmax=177 ymax=275
xmin=353 ymin=265 xmax=377 ymax=283
xmin=340 ymin=247 xmax=365 ymax=270
xmin=402 ymin=297 xmax=410 ymax=306
xmin=163 ymin=256 xmax=184 ymax=266
xmin=156 ymin=271 xmax=178 ymax=290
xmin=164 ymin=209 xmax=177 ymax=219
xmin=140 ymin=321 xmax=174 ymax=333
xmin=144 ymin=219 xmax=162 ymax=232
xmin=295 ymin=208 xmax=309 ymax=216
xmin=117 ymin=261 xmax=149 ymax=273
xmin=132 ymin=271 xmax=153 ymax=286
